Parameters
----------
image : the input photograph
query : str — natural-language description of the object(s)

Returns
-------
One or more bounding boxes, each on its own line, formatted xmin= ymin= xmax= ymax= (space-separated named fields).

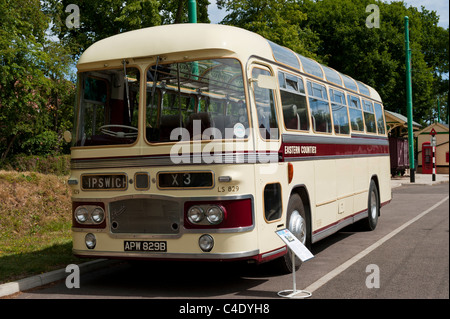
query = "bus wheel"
xmin=365 ymin=180 xmax=379 ymax=231
xmin=278 ymin=193 xmax=310 ymax=273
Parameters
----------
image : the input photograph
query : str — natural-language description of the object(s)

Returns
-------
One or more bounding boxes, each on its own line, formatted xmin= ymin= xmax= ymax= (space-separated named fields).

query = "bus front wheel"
xmin=278 ymin=193 xmax=310 ymax=273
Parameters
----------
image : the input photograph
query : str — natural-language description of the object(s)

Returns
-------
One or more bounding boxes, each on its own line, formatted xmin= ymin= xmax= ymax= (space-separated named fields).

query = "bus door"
xmin=249 ymin=63 xmax=284 ymax=256
xmin=422 ymin=142 xmax=432 ymax=174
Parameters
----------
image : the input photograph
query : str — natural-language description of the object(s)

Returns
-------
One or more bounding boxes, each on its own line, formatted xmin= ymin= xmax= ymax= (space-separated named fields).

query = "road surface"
xmin=10 ymin=183 xmax=449 ymax=302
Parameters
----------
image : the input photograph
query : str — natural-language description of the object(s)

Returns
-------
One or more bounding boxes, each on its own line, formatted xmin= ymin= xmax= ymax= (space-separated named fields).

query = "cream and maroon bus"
xmin=68 ymin=24 xmax=391 ymax=272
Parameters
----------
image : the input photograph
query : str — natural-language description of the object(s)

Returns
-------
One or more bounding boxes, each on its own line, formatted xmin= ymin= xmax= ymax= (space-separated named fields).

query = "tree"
xmin=43 ymin=1 xmax=213 ymax=58
xmin=217 ymin=0 xmax=320 ymax=58
xmin=1 ymin=0 xmax=48 ymax=160
xmin=43 ymin=0 xmax=162 ymax=58
xmin=298 ymin=0 xmax=447 ymax=125
xmin=215 ymin=0 xmax=448 ymax=125
xmin=0 ymin=0 xmax=75 ymax=160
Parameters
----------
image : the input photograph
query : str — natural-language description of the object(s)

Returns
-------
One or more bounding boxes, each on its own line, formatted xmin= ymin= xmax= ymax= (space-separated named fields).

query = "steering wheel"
xmin=99 ymin=124 xmax=138 ymax=138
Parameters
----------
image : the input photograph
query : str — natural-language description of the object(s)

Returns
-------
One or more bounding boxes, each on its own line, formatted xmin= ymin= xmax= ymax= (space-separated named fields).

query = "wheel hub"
xmin=289 ymin=210 xmax=306 ymax=245
xmin=370 ymin=191 xmax=377 ymax=219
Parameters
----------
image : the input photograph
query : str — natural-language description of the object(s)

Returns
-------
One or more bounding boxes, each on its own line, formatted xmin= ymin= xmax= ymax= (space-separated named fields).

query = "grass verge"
xmin=0 ymin=170 xmax=87 ymax=284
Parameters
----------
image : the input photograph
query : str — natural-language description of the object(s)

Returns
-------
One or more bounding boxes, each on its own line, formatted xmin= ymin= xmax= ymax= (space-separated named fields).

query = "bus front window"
xmin=145 ymin=59 xmax=249 ymax=143
xmin=74 ymin=67 xmax=140 ymax=147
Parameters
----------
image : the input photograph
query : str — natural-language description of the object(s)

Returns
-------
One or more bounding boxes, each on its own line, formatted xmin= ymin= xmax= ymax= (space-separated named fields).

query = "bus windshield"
xmin=145 ymin=58 xmax=249 ymax=143
xmin=74 ymin=67 xmax=140 ymax=147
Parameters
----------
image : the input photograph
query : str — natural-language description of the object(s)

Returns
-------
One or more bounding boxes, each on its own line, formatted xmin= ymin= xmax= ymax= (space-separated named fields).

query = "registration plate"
xmin=124 ymin=241 xmax=167 ymax=252
xmin=81 ymin=174 xmax=127 ymax=190
xmin=158 ymin=171 xmax=213 ymax=189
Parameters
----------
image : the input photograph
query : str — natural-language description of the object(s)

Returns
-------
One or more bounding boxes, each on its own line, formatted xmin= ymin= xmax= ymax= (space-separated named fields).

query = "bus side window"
xmin=307 ymin=81 xmax=332 ymax=133
xmin=374 ymin=103 xmax=386 ymax=135
xmin=252 ymin=67 xmax=279 ymax=139
xmin=264 ymin=183 xmax=282 ymax=221
xmin=330 ymin=88 xmax=350 ymax=135
xmin=347 ymin=94 xmax=364 ymax=132
xmin=279 ymin=71 xmax=309 ymax=131
xmin=362 ymin=99 xmax=377 ymax=133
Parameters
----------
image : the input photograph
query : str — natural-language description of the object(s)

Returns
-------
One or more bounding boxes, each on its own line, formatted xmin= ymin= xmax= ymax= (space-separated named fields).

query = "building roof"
xmin=385 ymin=110 xmax=422 ymax=128
xmin=414 ymin=122 xmax=449 ymax=137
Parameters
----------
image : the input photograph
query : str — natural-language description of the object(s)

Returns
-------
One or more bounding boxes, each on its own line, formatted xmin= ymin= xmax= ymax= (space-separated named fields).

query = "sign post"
xmin=276 ymin=229 xmax=314 ymax=299
xmin=430 ymin=128 xmax=437 ymax=181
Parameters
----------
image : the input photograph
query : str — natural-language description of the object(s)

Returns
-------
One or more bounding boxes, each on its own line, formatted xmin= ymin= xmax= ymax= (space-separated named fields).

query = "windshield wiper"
xmin=149 ymin=56 xmax=160 ymax=122
xmin=122 ymin=59 xmax=131 ymax=121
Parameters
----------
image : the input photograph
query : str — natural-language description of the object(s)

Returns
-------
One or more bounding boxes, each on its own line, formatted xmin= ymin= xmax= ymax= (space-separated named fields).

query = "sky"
xmin=208 ymin=0 xmax=449 ymax=28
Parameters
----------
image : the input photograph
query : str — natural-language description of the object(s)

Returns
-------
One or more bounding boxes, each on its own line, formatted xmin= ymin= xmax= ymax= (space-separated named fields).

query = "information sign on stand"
xmin=276 ymin=229 xmax=314 ymax=299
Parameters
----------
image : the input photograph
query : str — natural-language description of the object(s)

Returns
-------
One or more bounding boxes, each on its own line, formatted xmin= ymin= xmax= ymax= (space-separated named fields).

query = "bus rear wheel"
xmin=277 ymin=193 xmax=310 ymax=273
xmin=364 ymin=180 xmax=379 ymax=231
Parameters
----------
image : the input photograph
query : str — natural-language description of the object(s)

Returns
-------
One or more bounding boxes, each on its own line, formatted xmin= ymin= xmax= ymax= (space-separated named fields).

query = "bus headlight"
xmin=206 ymin=206 xmax=224 ymax=225
xmin=75 ymin=206 xmax=89 ymax=223
xmin=91 ymin=207 xmax=105 ymax=223
xmin=199 ymin=234 xmax=214 ymax=252
xmin=188 ymin=206 xmax=204 ymax=223
xmin=73 ymin=203 xmax=106 ymax=227
xmin=85 ymin=233 xmax=96 ymax=249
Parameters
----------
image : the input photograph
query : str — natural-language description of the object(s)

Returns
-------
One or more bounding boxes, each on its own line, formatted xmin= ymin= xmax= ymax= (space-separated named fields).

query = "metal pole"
xmin=188 ymin=0 xmax=200 ymax=111
xmin=292 ymin=252 xmax=296 ymax=294
xmin=405 ymin=16 xmax=415 ymax=183
xmin=188 ymin=0 xmax=197 ymax=23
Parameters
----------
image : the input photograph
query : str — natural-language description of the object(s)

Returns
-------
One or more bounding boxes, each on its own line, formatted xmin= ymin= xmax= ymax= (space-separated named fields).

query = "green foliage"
xmin=217 ymin=0 xmax=320 ymax=58
xmin=301 ymin=0 xmax=448 ymax=125
xmin=21 ymin=130 xmax=60 ymax=155
xmin=0 ymin=154 xmax=71 ymax=176
xmin=43 ymin=0 xmax=162 ymax=58
xmin=0 ymin=0 xmax=75 ymax=161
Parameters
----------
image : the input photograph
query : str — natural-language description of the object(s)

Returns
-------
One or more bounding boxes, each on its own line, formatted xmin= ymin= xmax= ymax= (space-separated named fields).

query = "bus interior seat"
xmin=298 ymin=109 xmax=308 ymax=130
xmin=159 ymin=114 xmax=182 ymax=141
xmin=283 ymin=104 xmax=300 ymax=130
xmin=186 ymin=113 xmax=212 ymax=138
xmin=211 ymin=114 xmax=232 ymax=136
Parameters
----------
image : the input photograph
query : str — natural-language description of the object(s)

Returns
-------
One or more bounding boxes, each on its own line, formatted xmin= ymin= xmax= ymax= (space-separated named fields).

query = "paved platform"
xmin=391 ymin=173 xmax=449 ymax=188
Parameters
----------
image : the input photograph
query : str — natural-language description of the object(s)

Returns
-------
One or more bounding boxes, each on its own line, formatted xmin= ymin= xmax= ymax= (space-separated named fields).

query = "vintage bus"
xmin=68 ymin=24 xmax=391 ymax=272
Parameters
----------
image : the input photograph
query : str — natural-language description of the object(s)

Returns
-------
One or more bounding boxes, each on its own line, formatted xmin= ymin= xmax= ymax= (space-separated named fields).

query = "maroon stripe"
xmin=281 ymin=142 xmax=389 ymax=159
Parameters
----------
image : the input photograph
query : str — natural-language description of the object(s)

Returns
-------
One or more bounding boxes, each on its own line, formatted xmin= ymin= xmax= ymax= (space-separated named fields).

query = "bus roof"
xmin=77 ymin=23 xmax=272 ymax=65
xmin=78 ymin=23 xmax=381 ymax=102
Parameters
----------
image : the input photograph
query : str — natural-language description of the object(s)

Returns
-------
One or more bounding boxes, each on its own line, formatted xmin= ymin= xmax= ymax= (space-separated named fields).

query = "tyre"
xmin=364 ymin=180 xmax=379 ymax=231
xmin=277 ymin=193 xmax=310 ymax=273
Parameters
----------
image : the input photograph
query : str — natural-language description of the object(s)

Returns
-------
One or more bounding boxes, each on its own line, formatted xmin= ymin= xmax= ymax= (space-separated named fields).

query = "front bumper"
xmin=72 ymin=231 xmax=260 ymax=261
